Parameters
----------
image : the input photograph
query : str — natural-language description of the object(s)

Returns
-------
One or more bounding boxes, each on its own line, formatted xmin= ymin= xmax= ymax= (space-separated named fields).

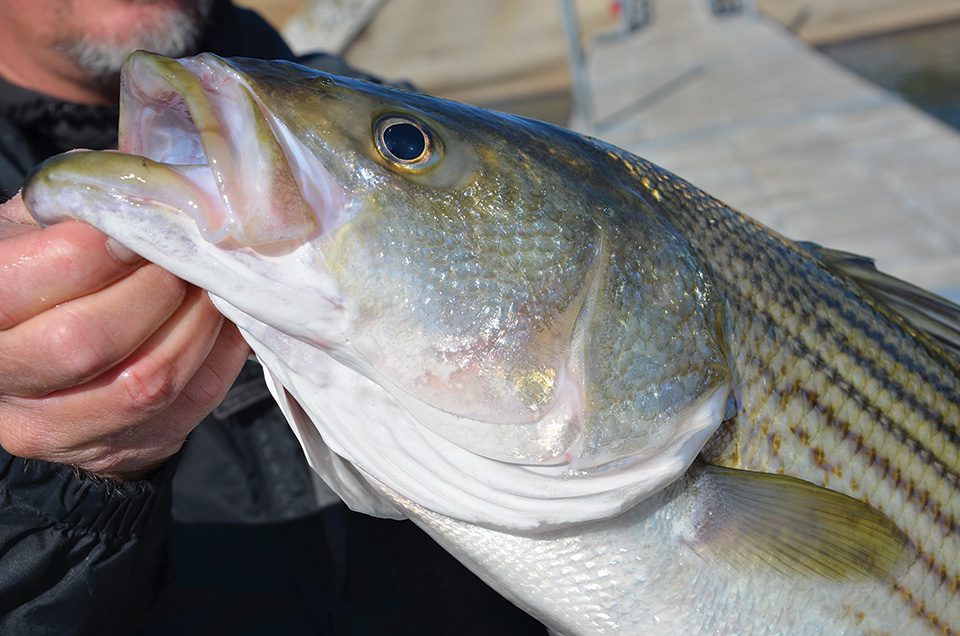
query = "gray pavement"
xmin=574 ymin=0 xmax=960 ymax=296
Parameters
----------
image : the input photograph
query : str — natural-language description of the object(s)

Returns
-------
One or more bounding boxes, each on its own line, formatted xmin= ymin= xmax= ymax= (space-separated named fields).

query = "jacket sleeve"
xmin=0 ymin=116 xmax=37 ymax=202
xmin=0 ymin=447 xmax=176 ymax=636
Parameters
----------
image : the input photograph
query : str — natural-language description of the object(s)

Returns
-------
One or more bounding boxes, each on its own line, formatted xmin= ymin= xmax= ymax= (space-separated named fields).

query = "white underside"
xmin=213 ymin=292 xmax=730 ymax=532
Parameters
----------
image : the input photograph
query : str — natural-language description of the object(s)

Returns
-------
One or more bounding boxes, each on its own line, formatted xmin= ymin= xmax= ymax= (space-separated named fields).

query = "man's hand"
xmin=0 ymin=194 xmax=251 ymax=480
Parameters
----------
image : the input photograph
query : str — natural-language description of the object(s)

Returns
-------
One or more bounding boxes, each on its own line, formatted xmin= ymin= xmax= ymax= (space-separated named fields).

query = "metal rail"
xmin=558 ymin=0 xmax=593 ymax=123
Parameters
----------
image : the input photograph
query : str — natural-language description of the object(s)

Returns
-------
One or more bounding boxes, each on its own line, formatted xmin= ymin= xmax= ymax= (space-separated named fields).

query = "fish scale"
xmin=22 ymin=53 xmax=960 ymax=635
xmin=622 ymin=156 xmax=960 ymax=633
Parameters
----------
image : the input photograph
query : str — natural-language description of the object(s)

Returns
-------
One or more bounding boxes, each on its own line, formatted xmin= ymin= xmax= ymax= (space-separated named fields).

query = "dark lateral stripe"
xmin=783 ymin=410 xmax=958 ymax=585
xmin=743 ymin=356 xmax=960 ymax=612
xmin=662 ymin=187 xmax=960 ymax=446
xmin=789 ymin=383 xmax=958 ymax=536
xmin=782 ymin=413 xmax=960 ymax=634
xmin=755 ymin=345 xmax=959 ymax=536
xmin=752 ymin=302 xmax=960 ymax=490
xmin=891 ymin=582 xmax=957 ymax=636
xmin=775 ymin=270 xmax=960 ymax=404
xmin=746 ymin=271 xmax=960 ymax=454
xmin=808 ymin=304 xmax=960 ymax=443
xmin=651 ymin=168 xmax=960 ymax=405
xmin=914 ymin=546 xmax=960 ymax=599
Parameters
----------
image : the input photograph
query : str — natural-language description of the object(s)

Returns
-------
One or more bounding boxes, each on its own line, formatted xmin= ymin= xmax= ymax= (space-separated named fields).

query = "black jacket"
xmin=0 ymin=3 xmax=545 ymax=634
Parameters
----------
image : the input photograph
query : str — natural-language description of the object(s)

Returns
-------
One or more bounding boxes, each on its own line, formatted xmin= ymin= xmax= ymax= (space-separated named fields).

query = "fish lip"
xmin=117 ymin=51 xmax=342 ymax=248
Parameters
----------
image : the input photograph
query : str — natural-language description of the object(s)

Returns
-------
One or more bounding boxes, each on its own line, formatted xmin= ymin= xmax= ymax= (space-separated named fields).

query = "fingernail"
xmin=105 ymin=237 xmax=142 ymax=264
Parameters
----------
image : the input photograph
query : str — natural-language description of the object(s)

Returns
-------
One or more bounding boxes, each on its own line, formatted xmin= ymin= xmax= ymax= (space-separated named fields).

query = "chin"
xmin=66 ymin=0 xmax=214 ymax=78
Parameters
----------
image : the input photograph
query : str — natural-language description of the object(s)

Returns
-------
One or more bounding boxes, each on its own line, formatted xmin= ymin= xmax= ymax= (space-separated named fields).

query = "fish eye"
xmin=375 ymin=116 xmax=434 ymax=167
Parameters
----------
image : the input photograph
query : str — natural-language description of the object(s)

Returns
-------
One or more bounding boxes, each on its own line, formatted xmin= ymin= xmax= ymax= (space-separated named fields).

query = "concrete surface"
xmin=235 ymin=0 xmax=384 ymax=53
xmin=343 ymin=0 xmax=614 ymax=111
xmin=758 ymin=0 xmax=960 ymax=45
xmin=576 ymin=0 xmax=960 ymax=295
xmin=239 ymin=0 xmax=960 ymax=108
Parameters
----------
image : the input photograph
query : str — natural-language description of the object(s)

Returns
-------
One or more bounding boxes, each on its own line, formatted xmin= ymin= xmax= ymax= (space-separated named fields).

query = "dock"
xmin=572 ymin=0 xmax=960 ymax=296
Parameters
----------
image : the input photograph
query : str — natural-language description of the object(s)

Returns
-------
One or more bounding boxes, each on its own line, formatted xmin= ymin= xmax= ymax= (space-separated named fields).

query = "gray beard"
xmin=56 ymin=0 xmax=216 ymax=82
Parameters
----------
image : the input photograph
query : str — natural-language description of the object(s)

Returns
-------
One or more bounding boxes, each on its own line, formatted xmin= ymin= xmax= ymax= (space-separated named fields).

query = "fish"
xmin=23 ymin=52 xmax=960 ymax=635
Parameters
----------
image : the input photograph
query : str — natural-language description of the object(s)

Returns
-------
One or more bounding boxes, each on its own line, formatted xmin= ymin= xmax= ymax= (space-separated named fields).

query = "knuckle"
xmin=0 ymin=301 xmax=19 ymax=331
xmin=181 ymin=363 xmax=229 ymax=411
xmin=146 ymin=264 xmax=187 ymax=296
xmin=0 ymin=412 xmax=52 ymax=460
xmin=117 ymin=357 xmax=181 ymax=414
xmin=42 ymin=309 xmax=111 ymax=384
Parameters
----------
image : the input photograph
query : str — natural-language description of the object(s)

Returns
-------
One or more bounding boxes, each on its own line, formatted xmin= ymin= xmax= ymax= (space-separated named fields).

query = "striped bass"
xmin=23 ymin=52 xmax=960 ymax=635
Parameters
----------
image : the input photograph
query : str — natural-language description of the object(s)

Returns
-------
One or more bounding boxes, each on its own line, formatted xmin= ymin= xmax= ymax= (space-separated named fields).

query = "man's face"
xmin=11 ymin=0 xmax=216 ymax=80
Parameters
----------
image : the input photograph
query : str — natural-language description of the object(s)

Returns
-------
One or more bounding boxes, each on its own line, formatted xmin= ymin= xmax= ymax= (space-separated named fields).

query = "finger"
xmin=60 ymin=318 xmax=248 ymax=480
xmin=148 ymin=319 xmax=251 ymax=440
xmin=1 ymin=286 xmax=225 ymax=464
xmin=0 ymin=194 xmax=38 ymax=241
xmin=0 ymin=220 xmax=37 ymax=241
xmin=0 ymin=263 xmax=187 ymax=396
xmin=0 ymin=192 xmax=36 ymax=225
xmin=0 ymin=220 xmax=143 ymax=330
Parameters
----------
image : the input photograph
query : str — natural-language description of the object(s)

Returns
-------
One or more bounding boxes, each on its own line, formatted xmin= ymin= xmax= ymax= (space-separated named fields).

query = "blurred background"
xmin=237 ymin=0 xmax=960 ymax=298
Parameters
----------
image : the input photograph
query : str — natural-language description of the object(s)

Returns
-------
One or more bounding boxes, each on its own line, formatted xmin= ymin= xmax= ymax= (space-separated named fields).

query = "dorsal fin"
xmin=799 ymin=241 xmax=960 ymax=360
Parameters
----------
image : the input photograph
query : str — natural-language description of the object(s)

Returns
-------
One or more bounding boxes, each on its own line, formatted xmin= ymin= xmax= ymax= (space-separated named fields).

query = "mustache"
xmin=54 ymin=0 xmax=216 ymax=81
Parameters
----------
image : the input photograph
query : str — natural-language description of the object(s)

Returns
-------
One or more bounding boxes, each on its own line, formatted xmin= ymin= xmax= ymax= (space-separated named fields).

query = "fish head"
xmin=25 ymin=53 xmax=730 ymax=529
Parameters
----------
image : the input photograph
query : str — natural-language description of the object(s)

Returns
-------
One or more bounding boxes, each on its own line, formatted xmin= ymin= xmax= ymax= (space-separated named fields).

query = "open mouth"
xmin=117 ymin=51 xmax=342 ymax=247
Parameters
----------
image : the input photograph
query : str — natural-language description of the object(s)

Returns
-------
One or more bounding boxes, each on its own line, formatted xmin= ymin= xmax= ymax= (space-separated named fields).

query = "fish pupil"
xmin=383 ymin=122 xmax=427 ymax=161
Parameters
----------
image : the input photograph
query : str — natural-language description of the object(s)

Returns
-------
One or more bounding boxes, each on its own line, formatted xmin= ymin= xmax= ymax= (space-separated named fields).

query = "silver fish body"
xmin=23 ymin=53 xmax=960 ymax=635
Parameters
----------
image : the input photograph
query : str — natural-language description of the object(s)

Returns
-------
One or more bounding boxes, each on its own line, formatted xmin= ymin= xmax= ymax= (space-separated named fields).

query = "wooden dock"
xmin=575 ymin=0 xmax=960 ymax=297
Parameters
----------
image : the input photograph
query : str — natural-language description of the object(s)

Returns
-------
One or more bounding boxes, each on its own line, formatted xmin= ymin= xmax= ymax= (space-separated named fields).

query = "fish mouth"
xmin=113 ymin=51 xmax=343 ymax=247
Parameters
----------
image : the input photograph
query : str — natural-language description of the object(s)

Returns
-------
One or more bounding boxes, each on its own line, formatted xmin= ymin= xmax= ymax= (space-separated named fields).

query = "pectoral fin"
xmin=688 ymin=464 xmax=911 ymax=581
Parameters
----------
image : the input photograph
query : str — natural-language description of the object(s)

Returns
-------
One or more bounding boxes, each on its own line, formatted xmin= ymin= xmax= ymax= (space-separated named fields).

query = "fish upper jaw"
xmin=117 ymin=51 xmax=347 ymax=248
xmin=22 ymin=52 xmax=354 ymax=343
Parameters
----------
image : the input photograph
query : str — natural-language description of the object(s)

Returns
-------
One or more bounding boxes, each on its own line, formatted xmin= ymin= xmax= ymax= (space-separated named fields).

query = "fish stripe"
xmin=891 ymin=582 xmax=956 ymax=636
xmin=754 ymin=304 xmax=960 ymax=492
xmin=747 ymin=308 xmax=960 ymax=594
xmin=733 ymin=324 xmax=960 ymax=633
xmin=775 ymin=274 xmax=960 ymax=403
xmin=802 ymin=306 xmax=960 ymax=447
xmin=715 ymin=274 xmax=960 ymax=500
xmin=628 ymin=156 xmax=960 ymax=634
xmin=747 ymin=259 xmax=960 ymax=462
xmin=775 ymin=385 xmax=958 ymax=581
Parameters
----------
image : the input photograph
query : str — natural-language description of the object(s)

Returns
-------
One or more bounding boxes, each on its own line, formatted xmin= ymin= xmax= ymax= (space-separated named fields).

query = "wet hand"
xmin=0 ymin=194 xmax=251 ymax=480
